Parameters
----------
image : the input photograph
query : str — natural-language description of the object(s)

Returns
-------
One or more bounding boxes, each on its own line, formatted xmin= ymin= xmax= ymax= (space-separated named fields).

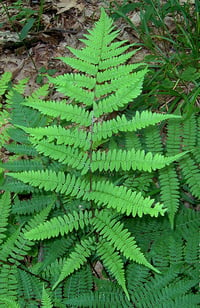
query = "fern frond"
xmin=41 ymin=286 xmax=53 ymax=308
xmin=182 ymin=114 xmax=197 ymax=150
xmin=91 ymin=148 xmax=187 ymax=172
xmin=0 ymin=297 xmax=20 ymax=308
xmin=166 ymin=118 xmax=182 ymax=155
xmin=0 ymin=72 xmax=12 ymax=95
xmin=7 ymin=170 xmax=90 ymax=197
xmin=1 ymin=205 xmax=51 ymax=265
xmin=58 ymin=57 xmax=98 ymax=75
xmin=39 ymin=236 xmax=76 ymax=271
xmin=63 ymin=265 xmax=93 ymax=298
xmin=0 ymin=192 xmax=11 ymax=245
xmin=52 ymin=237 xmax=95 ymax=289
xmin=84 ymin=180 xmax=165 ymax=217
xmin=0 ymin=264 xmax=18 ymax=300
xmin=97 ymin=63 xmax=144 ymax=82
xmin=0 ymin=159 xmax=44 ymax=172
xmin=6 ymin=78 xmax=29 ymax=97
xmin=93 ymin=69 xmax=147 ymax=117
xmin=11 ymin=193 xmax=56 ymax=215
xmin=26 ymin=84 xmax=49 ymax=100
xmin=64 ymin=289 xmax=131 ymax=307
xmin=159 ymin=165 xmax=180 ymax=229
xmin=125 ymin=131 xmax=141 ymax=150
xmin=0 ymin=177 xmax=34 ymax=193
xmin=145 ymin=125 xmax=163 ymax=153
xmin=5 ymin=143 xmax=38 ymax=156
xmin=18 ymin=125 xmax=91 ymax=151
xmin=97 ymin=240 xmax=129 ymax=300
xmin=24 ymin=210 xmax=92 ymax=240
xmin=180 ymin=154 xmax=200 ymax=198
xmin=93 ymin=211 xmax=159 ymax=273
xmin=22 ymin=98 xmax=92 ymax=126
xmin=17 ymin=268 xmax=43 ymax=306
xmin=29 ymin=139 xmax=89 ymax=174
xmin=93 ymin=112 xmax=181 ymax=142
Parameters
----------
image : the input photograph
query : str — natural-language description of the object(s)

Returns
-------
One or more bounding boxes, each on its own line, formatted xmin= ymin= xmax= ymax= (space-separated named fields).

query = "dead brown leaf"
xmin=56 ymin=0 xmax=83 ymax=14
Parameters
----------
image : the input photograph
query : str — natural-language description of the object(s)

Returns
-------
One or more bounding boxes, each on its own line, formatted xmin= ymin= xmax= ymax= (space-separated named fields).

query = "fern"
xmin=0 ymin=9 xmax=198 ymax=306
xmin=41 ymin=287 xmax=53 ymax=308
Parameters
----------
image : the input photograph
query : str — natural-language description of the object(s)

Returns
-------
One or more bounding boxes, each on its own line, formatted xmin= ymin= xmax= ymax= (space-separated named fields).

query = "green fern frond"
xmin=94 ymin=69 xmax=147 ymax=117
xmin=41 ymin=286 xmax=53 ymax=308
xmin=0 ymin=205 xmax=51 ymax=265
xmin=7 ymin=170 xmax=90 ymax=197
xmin=0 ymin=72 xmax=12 ymax=95
xmin=145 ymin=125 xmax=163 ymax=153
xmin=26 ymin=84 xmax=49 ymax=100
xmin=93 ymin=211 xmax=159 ymax=273
xmin=0 ymin=228 xmax=21 ymax=262
xmin=0 ymin=177 xmax=35 ymax=193
xmin=84 ymin=180 xmax=165 ymax=217
xmin=63 ymin=265 xmax=93 ymax=299
xmin=166 ymin=118 xmax=182 ymax=155
xmin=0 ymin=159 xmax=44 ymax=172
xmin=39 ymin=237 xmax=75 ymax=271
xmin=180 ymin=154 xmax=200 ymax=198
xmin=97 ymin=240 xmax=129 ymax=300
xmin=159 ymin=165 xmax=180 ymax=229
xmin=64 ymin=289 xmax=131 ymax=308
xmin=0 ymin=264 xmax=18 ymax=300
xmin=17 ymin=268 xmax=43 ymax=306
xmin=0 ymin=297 xmax=20 ymax=308
xmin=24 ymin=210 xmax=92 ymax=240
xmin=52 ymin=237 xmax=95 ymax=289
xmin=18 ymin=125 xmax=91 ymax=151
xmin=29 ymin=139 xmax=89 ymax=174
xmin=40 ymin=258 xmax=65 ymax=281
xmin=125 ymin=131 xmax=141 ymax=150
xmin=182 ymin=114 xmax=197 ymax=150
xmin=93 ymin=112 xmax=181 ymax=142
xmin=0 ymin=192 xmax=11 ymax=245
xmin=5 ymin=143 xmax=38 ymax=156
xmin=6 ymin=78 xmax=29 ymax=97
xmin=96 ymin=63 xmax=145 ymax=82
xmin=91 ymin=148 xmax=187 ymax=172
xmin=11 ymin=193 xmax=56 ymax=215
xmin=22 ymin=98 xmax=92 ymax=126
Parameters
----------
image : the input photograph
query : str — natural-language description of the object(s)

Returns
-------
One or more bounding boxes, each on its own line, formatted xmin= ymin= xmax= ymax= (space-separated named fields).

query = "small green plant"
xmin=107 ymin=0 xmax=200 ymax=114
xmin=0 ymin=8 xmax=199 ymax=307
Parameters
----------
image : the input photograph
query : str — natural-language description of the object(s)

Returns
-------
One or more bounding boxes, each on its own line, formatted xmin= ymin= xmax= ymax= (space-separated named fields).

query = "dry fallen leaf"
xmin=56 ymin=0 xmax=77 ymax=14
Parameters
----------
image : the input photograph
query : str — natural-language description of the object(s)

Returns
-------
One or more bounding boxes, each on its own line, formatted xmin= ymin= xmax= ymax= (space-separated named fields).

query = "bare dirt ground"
xmin=0 ymin=0 xmax=147 ymax=92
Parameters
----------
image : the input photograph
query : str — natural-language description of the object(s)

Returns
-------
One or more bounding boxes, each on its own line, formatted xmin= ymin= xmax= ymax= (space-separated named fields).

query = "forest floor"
xmin=0 ymin=0 xmax=147 ymax=93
